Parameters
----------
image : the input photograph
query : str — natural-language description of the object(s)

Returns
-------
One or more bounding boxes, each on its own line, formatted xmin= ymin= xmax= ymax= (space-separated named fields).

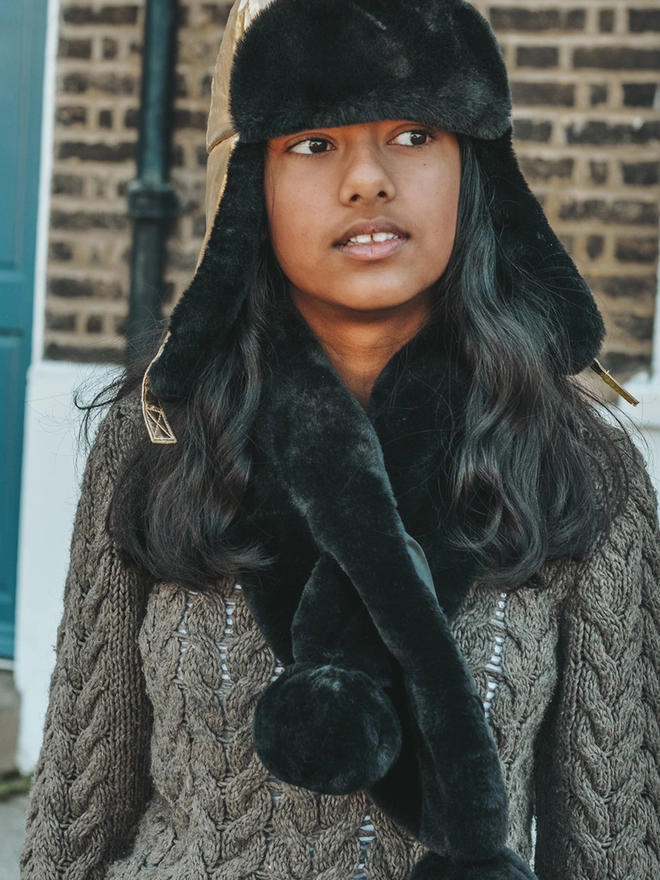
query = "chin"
xmin=339 ymin=292 xmax=429 ymax=314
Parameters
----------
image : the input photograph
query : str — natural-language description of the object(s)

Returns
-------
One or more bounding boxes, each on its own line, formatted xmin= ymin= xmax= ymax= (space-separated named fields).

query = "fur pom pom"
xmin=252 ymin=664 xmax=402 ymax=794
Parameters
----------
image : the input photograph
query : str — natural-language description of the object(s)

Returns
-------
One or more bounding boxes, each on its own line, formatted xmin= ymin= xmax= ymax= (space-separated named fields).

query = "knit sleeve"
xmin=533 ymin=437 xmax=660 ymax=879
xmin=20 ymin=394 xmax=154 ymax=880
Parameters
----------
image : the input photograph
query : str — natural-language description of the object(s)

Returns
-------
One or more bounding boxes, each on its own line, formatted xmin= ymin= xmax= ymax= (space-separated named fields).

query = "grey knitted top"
xmin=20 ymin=392 xmax=660 ymax=879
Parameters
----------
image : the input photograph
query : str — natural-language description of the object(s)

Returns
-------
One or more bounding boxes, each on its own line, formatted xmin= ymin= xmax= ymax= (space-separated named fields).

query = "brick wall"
xmin=45 ymin=1 xmax=660 ymax=379
xmin=46 ymin=0 xmax=228 ymax=361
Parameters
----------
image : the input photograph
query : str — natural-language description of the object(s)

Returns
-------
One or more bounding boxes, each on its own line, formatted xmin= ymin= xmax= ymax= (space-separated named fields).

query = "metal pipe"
xmin=127 ymin=0 xmax=179 ymax=361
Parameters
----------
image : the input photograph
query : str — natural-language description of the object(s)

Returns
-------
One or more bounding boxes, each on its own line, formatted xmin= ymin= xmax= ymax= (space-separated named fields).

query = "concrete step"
xmin=0 ymin=794 xmax=28 ymax=880
xmin=0 ymin=672 xmax=20 ymax=776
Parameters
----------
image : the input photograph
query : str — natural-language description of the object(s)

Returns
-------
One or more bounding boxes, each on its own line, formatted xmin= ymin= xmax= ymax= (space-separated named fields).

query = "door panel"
xmin=0 ymin=0 xmax=48 ymax=658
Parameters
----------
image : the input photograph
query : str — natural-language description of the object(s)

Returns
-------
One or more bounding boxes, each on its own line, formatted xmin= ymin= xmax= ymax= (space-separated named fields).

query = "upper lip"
xmin=334 ymin=218 xmax=408 ymax=246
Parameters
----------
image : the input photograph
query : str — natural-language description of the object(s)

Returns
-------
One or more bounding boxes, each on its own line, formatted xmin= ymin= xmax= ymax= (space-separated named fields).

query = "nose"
xmin=338 ymin=141 xmax=396 ymax=205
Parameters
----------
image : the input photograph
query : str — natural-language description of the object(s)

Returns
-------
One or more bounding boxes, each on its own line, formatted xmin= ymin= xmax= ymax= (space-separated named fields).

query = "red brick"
xmin=566 ymin=121 xmax=660 ymax=146
xmin=629 ymin=10 xmax=660 ymax=32
xmin=175 ymin=72 xmax=189 ymax=98
xmin=50 ymin=210 xmax=130 ymax=230
xmin=196 ymin=144 xmax=208 ymax=166
xmin=586 ymin=235 xmax=605 ymax=259
xmin=58 ymin=38 xmax=92 ymax=59
xmin=621 ymin=161 xmax=660 ymax=186
xmin=596 ymin=275 xmax=657 ymax=298
xmin=44 ymin=342 xmax=124 ymax=363
xmin=201 ymin=3 xmax=232 ymax=25
xmin=174 ymin=109 xmax=208 ymax=130
xmin=612 ymin=313 xmax=653 ymax=340
xmin=62 ymin=73 xmax=88 ymax=93
xmin=490 ymin=8 xmax=585 ymax=31
xmin=573 ymin=47 xmax=660 ymax=70
xmin=62 ymin=5 xmax=139 ymax=25
xmin=559 ymin=200 xmax=658 ymax=225
xmin=51 ymin=173 xmax=85 ymax=195
xmin=86 ymin=315 xmax=104 ymax=332
xmin=623 ymin=83 xmax=658 ymax=107
xmin=615 ymin=237 xmax=659 ymax=263
xmin=102 ymin=38 xmax=118 ymax=60
xmin=600 ymin=353 xmax=649 ymax=379
xmin=517 ymin=46 xmax=559 ymax=68
xmin=510 ymin=81 xmax=574 ymax=106
xmin=46 ymin=312 xmax=77 ymax=331
xmin=48 ymin=277 xmax=125 ymax=298
xmin=589 ymin=161 xmax=608 ymax=184
xmin=58 ymin=141 xmax=136 ymax=162
xmin=62 ymin=72 xmax=138 ymax=94
xmin=513 ymin=119 xmax=552 ymax=142
xmin=49 ymin=241 xmax=74 ymax=261
xmin=56 ymin=106 xmax=87 ymax=126
xmin=518 ymin=157 xmax=574 ymax=180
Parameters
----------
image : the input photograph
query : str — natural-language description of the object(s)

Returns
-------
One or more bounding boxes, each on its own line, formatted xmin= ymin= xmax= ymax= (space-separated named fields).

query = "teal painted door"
xmin=0 ymin=0 xmax=47 ymax=658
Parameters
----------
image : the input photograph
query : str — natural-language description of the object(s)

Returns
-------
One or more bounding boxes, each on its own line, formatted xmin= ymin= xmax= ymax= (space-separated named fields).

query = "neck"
xmin=290 ymin=290 xmax=433 ymax=408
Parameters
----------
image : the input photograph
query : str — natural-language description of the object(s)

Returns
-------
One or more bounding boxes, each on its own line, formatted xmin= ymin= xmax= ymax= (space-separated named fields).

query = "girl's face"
xmin=264 ymin=120 xmax=461 ymax=317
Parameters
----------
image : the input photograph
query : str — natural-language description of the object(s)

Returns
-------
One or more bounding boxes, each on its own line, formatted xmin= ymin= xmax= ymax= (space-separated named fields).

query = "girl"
xmin=20 ymin=0 xmax=660 ymax=878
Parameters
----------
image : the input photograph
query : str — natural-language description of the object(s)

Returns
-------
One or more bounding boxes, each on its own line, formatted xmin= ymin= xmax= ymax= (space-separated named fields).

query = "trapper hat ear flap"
xmin=147 ymin=0 xmax=275 ymax=404
xmin=472 ymin=130 xmax=605 ymax=375
xmin=148 ymin=140 xmax=264 ymax=401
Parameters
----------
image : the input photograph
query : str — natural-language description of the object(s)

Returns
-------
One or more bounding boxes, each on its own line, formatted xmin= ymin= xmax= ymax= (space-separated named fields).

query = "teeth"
xmin=347 ymin=232 xmax=399 ymax=244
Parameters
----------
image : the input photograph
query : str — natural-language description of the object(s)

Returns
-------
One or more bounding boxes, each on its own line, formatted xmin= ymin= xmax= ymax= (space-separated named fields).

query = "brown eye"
xmin=290 ymin=138 xmax=333 ymax=154
xmin=392 ymin=130 xmax=432 ymax=147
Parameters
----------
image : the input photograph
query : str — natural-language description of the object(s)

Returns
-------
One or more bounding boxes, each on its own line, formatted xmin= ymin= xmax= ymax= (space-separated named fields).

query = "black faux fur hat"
xmin=148 ymin=0 xmax=605 ymax=402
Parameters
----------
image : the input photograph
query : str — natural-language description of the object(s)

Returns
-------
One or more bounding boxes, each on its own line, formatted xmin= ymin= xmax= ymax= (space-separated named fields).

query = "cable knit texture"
xmin=20 ymin=392 xmax=660 ymax=879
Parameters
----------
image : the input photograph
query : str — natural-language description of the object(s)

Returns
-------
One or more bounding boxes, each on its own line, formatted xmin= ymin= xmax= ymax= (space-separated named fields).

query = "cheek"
xmin=419 ymin=166 xmax=461 ymax=268
xmin=265 ymin=177 xmax=321 ymax=278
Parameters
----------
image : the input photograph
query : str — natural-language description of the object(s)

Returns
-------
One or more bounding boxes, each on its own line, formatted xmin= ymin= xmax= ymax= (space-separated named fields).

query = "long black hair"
xmin=434 ymin=138 xmax=630 ymax=583
xmin=88 ymin=136 xmax=630 ymax=590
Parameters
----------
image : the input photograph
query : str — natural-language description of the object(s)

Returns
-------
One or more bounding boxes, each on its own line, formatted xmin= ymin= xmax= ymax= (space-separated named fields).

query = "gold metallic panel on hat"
xmin=200 ymin=0 xmax=277 ymax=264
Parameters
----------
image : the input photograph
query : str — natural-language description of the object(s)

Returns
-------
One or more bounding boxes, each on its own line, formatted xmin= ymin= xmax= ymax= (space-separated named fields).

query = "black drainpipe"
xmin=127 ymin=0 xmax=180 ymax=361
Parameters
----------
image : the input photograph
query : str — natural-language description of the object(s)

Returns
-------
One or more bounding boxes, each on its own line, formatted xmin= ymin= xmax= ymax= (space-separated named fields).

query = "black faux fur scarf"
xmin=232 ymin=303 xmax=537 ymax=879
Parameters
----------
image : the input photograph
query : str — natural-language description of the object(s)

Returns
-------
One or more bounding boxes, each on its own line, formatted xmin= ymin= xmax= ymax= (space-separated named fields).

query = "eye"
xmin=289 ymin=138 xmax=334 ymax=155
xmin=391 ymin=129 xmax=434 ymax=147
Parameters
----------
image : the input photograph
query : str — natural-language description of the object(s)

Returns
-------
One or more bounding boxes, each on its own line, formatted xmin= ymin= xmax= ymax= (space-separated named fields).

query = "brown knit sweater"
xmin=19 ymin=391 xmax=660 ymax=879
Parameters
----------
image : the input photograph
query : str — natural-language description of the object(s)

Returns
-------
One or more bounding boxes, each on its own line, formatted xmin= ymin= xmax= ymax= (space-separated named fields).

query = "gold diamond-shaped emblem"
xmin=141 ymin=345 xmax=178 ymax=444
xmin=143 ymin=397 xmax=177 ymax=444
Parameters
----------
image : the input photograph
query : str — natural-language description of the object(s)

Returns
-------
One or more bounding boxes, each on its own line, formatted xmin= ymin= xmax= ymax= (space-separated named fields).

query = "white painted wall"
xmin=14 ymin=362 xmax=119 ymax=772
xmin=620 ymin=376 xmax=660 ymax=502
xmin=618 ymin=232 xmax=660 ymax=501
xmin=11 ymin=0 xmax=123 ymax=773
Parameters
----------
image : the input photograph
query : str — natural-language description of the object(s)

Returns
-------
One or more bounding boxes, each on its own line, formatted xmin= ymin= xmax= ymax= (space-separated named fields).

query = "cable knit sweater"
xmin=20 ymin=390 xmax=660 ymax=879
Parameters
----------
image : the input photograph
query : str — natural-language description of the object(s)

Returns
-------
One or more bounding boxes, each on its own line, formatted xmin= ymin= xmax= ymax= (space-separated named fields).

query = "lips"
xmin=334 ymin=218 xmax=408 ymax=247
xmin=334 ymin=219 xmax=409 ymax=262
